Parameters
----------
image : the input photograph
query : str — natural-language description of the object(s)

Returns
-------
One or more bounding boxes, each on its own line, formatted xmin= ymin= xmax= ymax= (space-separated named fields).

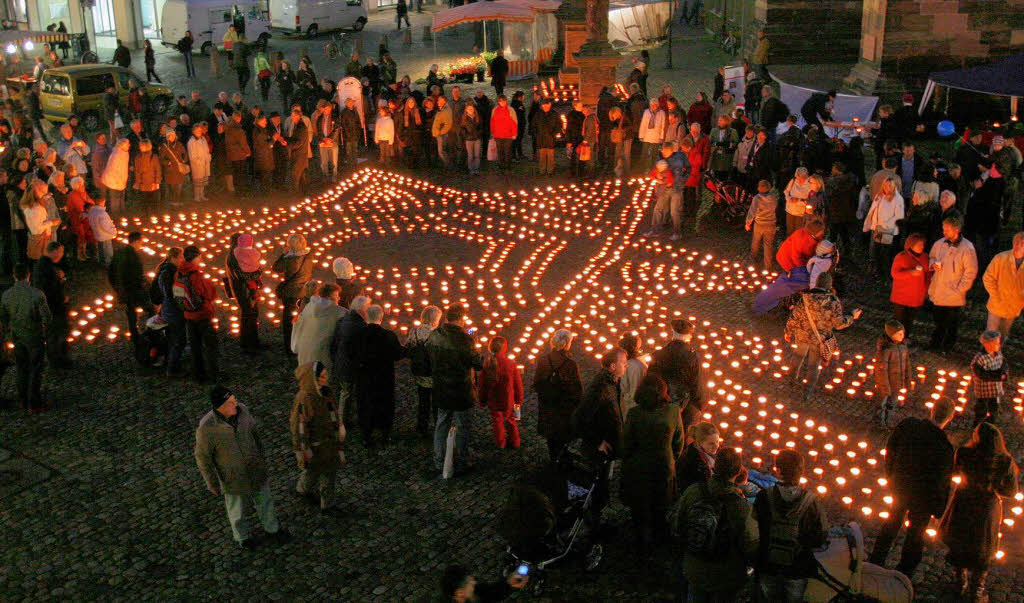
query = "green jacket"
xmin=426 ymin=323 xmax=482 ymax=411
xmin=0 ymin=280 xmax=51 ymax=344
xmin=195 ymin=403 xmax=269 ymax=495
xmin=673 ymin=476 xmax=759 ymax=593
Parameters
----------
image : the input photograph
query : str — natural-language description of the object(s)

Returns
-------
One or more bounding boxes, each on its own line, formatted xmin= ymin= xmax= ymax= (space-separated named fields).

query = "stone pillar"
xmin=555 ymin=0 xmax=588 ymax=86
xmin=572 ymin=0 xmax=619 ymax=105
xmin=112 ymin=0 xmax=145 ymax=49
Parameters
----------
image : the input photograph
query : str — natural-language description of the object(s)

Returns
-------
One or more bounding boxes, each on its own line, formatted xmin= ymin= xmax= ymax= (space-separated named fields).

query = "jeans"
xmin=465 ymin=139 xmax=481 ymax=173
xmin=258 ymin=76 xmax=271 ymax=100
xmin=614 ymin=139 xmax=632 ymax=176
xmin=870 ymin=239 xmax=894 ymax=280
xmin=651 ymin=188 xmax=672 ymax=229
xmin=107 ymin=188 xmax=126 ymax=215
xmin=13 ymin=340 xmax=44 ymax=410
xmin=496 ymin=138 xmax=514 ymax=169
xmin=98 ymin=240 xmax=114 ymax=265
xmin=223 ymin=481 xmax=280 ymax=542
xmin=186 ymin=318 xmax=219 ymax=382
xmin=868 ymin=503 xmax=932 ymax=577
xmin=236 ymin=68 xmax=251 ymax=92
xmin=642 ymin=141 xmax=660 ymax=169
xmin=751 ymin=225 xmax=776 ymax=271
xmin=184 ymin=52 xmax=196 ymax=77
xmin=344 ymin=139 xmax=359 ymax=166
xmin=757 ymin=576 xmax=806 ymax=603
xmin=319 ymin=144 xmax=339 ymax=179
xmin=164 ymin=315 xmax=186 ymax=374
xmin=785 ymin=212 xmax=804 ymax=236
xmin=436 ymin=134 xmax=450 ymax=166
xmin=986 ymin=312 xmax=1015 ymax=343
xmin=396 ymin=13 xmax=410 ymax=28
xmin=433 ymin=408 xmax=470 ymax=471
xmin=929 ymin=305 xmax=962 ymax=351
xmin=415 ymin=385 xmax=434 ymax=433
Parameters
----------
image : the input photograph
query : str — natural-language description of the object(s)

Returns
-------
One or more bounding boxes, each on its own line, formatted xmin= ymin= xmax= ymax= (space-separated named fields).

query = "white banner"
xmin=336 ymin=76 xmax=366 ymax=142
xmin=776 ymin=76 xmax=879 ymax=140
xmin=724 ymin=65 xmax=745 ymax=109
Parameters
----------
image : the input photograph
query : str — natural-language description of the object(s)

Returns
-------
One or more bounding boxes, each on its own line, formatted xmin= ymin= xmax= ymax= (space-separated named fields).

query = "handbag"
xmin=802 ymin=294 xmax=838 ymax=364
xmin=872 ymin=228 xmax=894 ymax=245
xmin=163 ymin=143 xmax=190 ymax=175
xmin=576 ymin=141 xmax=592 ymax=162
xmin=258 ymin=68 xmax=272 ymax=79
xmin=486 ymin=138 xmax=497 ymax=161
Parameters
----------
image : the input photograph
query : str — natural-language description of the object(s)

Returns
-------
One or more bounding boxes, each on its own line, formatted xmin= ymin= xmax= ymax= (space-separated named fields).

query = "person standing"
xmin=107 ymin=231 xmax=152 ymax=342
xmin=533 ymin=329 xmax=583 ymax=460
xmin=100 ymin=138 xmax=131 ymax=214
xmin=649 ymin=319 xmax=704 ymax=417
xmin=286 ymin=106 xmax=310 ymax=193
xmin=889 ymin=233 xmax=931 ymax=340
xmin=868 ymin=397 xmax=954 ymax=578
xmin=753 ymin=450 xmax=828 ymax=603
xmin=785 ymin=274 xmax=861 ymax=400
xmin=132 ymin=139 xmax=162 ymax=206
xmin=532 ymin=99 xmax=560 ymax=176
xmin=233 ymin=36 xmax=252 ymax=92
xmin=751 ymin=29 xmax=770 ymax=81
xmin=458 ymin=104 xmax=482 ymax=175
xmin=291 ymin=361 xmax=344 ymax=514
xmin=489 ymin=95 xmax=518 ymax=171
xmin=356 ymin=304 xmax=404 ymax=447
xmin=112 ymin=38 xmax=131 ymax=68
xmin=981 ymin=232 xmax=1024 ymax=342
xmin=0 ymin=263 xmax=50 ymax=412
xmin=620 ymin=374 xmax=683 ymax=553
xmin=927 ymin=215 xmax=977 ymax=352
xmin=863 ymin=176 xmax=905 ymax=279
xmin=144 ymin=40 xmax=161 ymax=83
xmin=156 ymin=247 xmax=186 ymax=377
xmin=251 ymin=114 xmax=276 ymax=190
xmin=824 ymin=161 xmax=860 ymax=254
xmin=291 ymin=282 xmax=344 ymax=367
xmin=330 ymin=295 xmax=369 ymax=427
xmin=313 ymin=101 xmax=342 ymax=181
xmin=637 ymin=100 xmax=666 ymax=170
xmin=195 ymin=386 xmax=291 ymax=549
xmin=174 ymin=245 xmax=219 ymax=383
xmin=490 ymin=49 xmax=509 ymax=96
xmin=30 ymin=242 xmax=70 ymax=369
xmin=745 ymin=180 xmax=778 ymax=272
xmin=186 ymin=124 xmax=211 ymax=203
xmin=222 ymin=112 xmax=251 ymax=194
xmin=432 ymin=96 xmax=454 ymax=168
xmin=940 ymin=422 xmax=1019 ymax=601
xmin=159 ymin=130 xmax=188 ymax=206
xmin=873 ymin=320 xmax=911 ymax=427
xmin=226 ymin=233 xmax=264 ymax=353
xmin=477 ymin=336 xmax=523 ymax=450
xmin=427 ymin=304 xmax=483 ymax=477
xmin=272 ymin=234 xmax=314 ymax=354
xmin=407 ymin=305 xmax=442 ymax=436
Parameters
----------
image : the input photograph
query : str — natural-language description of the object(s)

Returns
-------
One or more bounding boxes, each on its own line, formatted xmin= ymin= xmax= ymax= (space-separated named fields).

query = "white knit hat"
xmin=332 ymin=257 xmax=354 ymax=279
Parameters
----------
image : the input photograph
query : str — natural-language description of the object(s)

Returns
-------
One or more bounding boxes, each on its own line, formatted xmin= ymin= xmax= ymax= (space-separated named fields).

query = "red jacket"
xmin=477 ymin=353 xmax=523 ymax=413
xmin=174 ymin=261 xmax=218 ymax=321
xmin=648 ymin=167 xmax=675 ymax=188
xmin=776 ymin=228 xmax=819 ymax=272
xmin=490 ymin=105 xmax=518 ymax=140
xmin=890 ymin=250 xmax=930 ymax=307
xmin=685 ymin=146 xmax=704 ymax=187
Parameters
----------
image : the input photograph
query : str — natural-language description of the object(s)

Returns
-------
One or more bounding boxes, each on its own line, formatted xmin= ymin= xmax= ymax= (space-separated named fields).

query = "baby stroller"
xmin=806 ymin=523 xmax=914 ymax=603
xmin=702 ymin=170 xmax=751 ymax=223
xmin=496 ymin=445 xmax=608 ymax=596
xmin=134 ymin=315 xmax=168 ymax=368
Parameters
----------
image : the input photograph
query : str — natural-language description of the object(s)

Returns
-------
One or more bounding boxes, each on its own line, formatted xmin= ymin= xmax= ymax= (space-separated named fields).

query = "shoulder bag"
xmin=163 ymin=143 xmax=190 ymax=175
xmin=802 ymin=294 xmax=838 ymax=365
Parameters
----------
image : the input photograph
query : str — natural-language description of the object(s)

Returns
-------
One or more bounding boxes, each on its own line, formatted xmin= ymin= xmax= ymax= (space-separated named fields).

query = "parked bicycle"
xmin=324 ymin=31 xmax=353 ymax=60
xmin=70 ymin=33 xmax=98 ymax=64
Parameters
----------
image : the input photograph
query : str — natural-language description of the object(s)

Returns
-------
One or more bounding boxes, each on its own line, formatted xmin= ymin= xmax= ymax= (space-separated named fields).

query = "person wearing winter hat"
xmin=331 ymin=256 xmax=364 ymax=309
xmin=291 ymin=360 xmax=345 ymax=514
xmin=225 ymin=233 xmax=264 ymax=353
xmin=874 ymin=320 xmax=910 ymax=427
xmin=195 ymin=385 xmax=291 ymax=549
xmin=806 ymin=239 xmax=837 ymax=290
xmin=645 ymin=159 xmax=675 ymax=236
xmin=970 ymin=330 xmax=1008 ymax=427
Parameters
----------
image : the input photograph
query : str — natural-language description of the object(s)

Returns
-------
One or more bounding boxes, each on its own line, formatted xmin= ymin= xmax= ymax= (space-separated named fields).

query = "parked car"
xmin=38 ymin=65 xmax=174 ymax=130
xmin=161 ymin=0 xmax=272 ymax=55
xmin=269 ymin=0 xmax=367 ymax=37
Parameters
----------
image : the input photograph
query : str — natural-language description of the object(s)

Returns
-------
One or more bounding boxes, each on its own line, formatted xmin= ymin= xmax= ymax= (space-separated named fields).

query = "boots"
xmin=955 ymin=568 xmax=969 ymax=597
xmin=970 ymin=570 xmax=988 ymax=603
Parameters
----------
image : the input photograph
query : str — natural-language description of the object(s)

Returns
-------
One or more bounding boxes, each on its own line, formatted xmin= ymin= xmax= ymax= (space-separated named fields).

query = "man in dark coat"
xmin=572 ymin=348 xmax=628 ymax=521
xmin=426 ymin=304 xmax=483 ymax=477
xmin=824 ymin=161 xmax=860 ymax=254
xmin=330 ymin=295 xmax=368 ymax=426
xmin=759 ymin=87 xmax=789 ymax=143
xmin=286 ymin=106 xmax=310 ymax=193
xmin=108 ymin=232 xmax=152 ymax=342
xmin=356 ymin=305 xmax=404 ymax=447
xmin=30 ymin=241 xmax=71 ymax=368
xmin=490 ymin=49 xmax=509 ymax=96
xmin=649 ymin=319 xmax=704 ymax=424
xmin=867 ymin=397 xmax=955 ymax=577
xmin=113 ymin=39 xmax=131 ymax=68
xmin=800 ymin=89 xmax=834 ymax=134
xmin=1 ymin=263 xmax=51 ymax=412
xmin=339 ymin=97 xmax=362 ymax=167
xmin=532 ymin=99 xmax=562 ymax=176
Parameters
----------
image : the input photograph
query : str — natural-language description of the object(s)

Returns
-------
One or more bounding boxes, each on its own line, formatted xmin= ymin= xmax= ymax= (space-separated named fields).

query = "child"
xmin=745 ymin=179 xmax=777 ymax=272
xmin=874 ymin=319 xmax=910 ymax=427
xmin=971 ymin=330 xmax=1008 ymax=427
xmin=645 ymin=159 xmax=675 ymax=236
xmin=477 ymin=336 xmax=523 ymax=449
xmin=806 ymin=239 xmax=837 ymax=289
xmin=87 ymin=196 xmax=117 ymax=265
xmin=66 ymin=176 xmax=94 ymax=261
xmin=374 ymin=107 xmax=395 ymax=165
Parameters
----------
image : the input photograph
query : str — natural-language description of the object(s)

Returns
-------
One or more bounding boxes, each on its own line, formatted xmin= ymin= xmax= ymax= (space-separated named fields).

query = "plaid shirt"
xmin=972 ymin=351 xmax=1006 ymax=399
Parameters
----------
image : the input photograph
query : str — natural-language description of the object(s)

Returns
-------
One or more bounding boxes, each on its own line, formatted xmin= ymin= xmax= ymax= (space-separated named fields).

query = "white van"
xmin=161 ymin=0 xmax=272 ymax=55
xmin=269 ymin=0 xmax=368 ymax=37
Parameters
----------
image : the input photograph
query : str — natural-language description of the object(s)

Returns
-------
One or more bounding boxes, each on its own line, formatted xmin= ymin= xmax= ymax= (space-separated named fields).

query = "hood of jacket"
xmin=306 ymin=295 xmax=338 ymax=318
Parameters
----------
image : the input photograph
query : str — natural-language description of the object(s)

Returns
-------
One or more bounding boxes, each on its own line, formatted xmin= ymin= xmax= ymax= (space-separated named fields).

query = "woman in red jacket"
xmin=489 ymin=95 xmax=518 ymax=171
xmin=890 ymin=232 xmax=931 ymax=340
xmin=478 ymin=336 xmax=523 ymax=449
xmin=686 ymin=91 xmax=713 ymax=140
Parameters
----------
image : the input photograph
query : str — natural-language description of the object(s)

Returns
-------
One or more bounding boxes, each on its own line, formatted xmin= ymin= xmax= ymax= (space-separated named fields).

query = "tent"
xmin=608 ymin=0 xmax=671 ymax=49
xmin=918 ymin=54 xmax=1024 ymax=118
xmin=775 ymin=75 xmax=879 ymax=141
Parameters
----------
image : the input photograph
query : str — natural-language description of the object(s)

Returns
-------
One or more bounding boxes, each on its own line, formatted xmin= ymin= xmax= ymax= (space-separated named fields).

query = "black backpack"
xmin=684 ymin=482 xmax=734 ymax=559
xmin=408 ymin=331 xmax=432 ymax=377
xmin=765 ymin=486 xmax=816 ymax=568
xmin=535 ymin=355 xmax=570 ymax=401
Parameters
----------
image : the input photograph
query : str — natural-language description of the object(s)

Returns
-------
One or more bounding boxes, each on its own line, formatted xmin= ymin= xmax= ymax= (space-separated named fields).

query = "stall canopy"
xmin=919 ymin=54 xmax=1024 ymax=116
xmin=0 ymin=29 xmax=71 ymax=44
xmin=431 ymin=2 xmax=536 ymax=32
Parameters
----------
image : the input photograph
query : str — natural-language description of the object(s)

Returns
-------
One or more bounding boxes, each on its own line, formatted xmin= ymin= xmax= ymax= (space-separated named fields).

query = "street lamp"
xmin=666 ymin=0 xmax=674 ymax=69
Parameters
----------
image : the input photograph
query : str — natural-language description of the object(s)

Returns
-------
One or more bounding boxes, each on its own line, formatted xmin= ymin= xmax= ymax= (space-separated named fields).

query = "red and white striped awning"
xmin=512 ymin=0 xmax=561 ymax=13
xmin=0 ymin=29 xmax=72 ymax=44
xmin=432 ymin=1 xmax=536 ymax=32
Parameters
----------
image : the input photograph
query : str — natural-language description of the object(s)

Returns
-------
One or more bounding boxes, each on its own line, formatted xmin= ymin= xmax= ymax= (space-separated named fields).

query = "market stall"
xmin=918 ymin=54 xmax=1024 ymax=121
xmin=0 ymin=29 xmax=74 ymax=98
xmin=431 ymin=0 xmax=559 ymax=82
xmin=608 ymin=0 xmax=670 ymax=49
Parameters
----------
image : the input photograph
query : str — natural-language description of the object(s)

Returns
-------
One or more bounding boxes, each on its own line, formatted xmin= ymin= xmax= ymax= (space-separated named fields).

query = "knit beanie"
xmin=210 ymin=385 xmax=233 ymax=410
xmin=884 ymin=320 xmax=904 ymax=339
xmin=233 ymin=234 xmax=262 ymax=272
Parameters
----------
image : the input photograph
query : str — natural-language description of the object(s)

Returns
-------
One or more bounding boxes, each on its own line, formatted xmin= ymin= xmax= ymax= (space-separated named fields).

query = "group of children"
xmin=874 ymin=320 xmax=1008 ymax=428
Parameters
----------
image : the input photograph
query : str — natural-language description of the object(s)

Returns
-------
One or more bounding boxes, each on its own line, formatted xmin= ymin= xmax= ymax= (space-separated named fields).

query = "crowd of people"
xmin=1 ymin=34 xmax=1024 ymax=602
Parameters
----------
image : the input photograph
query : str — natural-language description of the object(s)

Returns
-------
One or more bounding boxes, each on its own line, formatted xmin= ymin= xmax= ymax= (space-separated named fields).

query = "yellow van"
xmin=38 ymin=65 xmax=174 ymax=131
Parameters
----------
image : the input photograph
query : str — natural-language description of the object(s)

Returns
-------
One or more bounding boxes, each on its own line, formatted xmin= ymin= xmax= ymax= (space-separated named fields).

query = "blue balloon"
xmin=937 ymin=120 xmax=956 ymax=137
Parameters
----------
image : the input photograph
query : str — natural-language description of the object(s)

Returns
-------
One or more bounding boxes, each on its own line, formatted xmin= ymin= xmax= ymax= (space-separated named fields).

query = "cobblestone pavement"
xmin=3 ymin=17 xmax=1024 ymax=603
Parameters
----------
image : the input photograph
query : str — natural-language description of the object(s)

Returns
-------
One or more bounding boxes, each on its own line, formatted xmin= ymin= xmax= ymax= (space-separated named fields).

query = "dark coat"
xmin=883 ymin=417 xmax=954 ymax=514
xmin=356 ymin=323 xmax=405 ymax=410
xmin=490 ymin=55 xmax=509 ymax=88
xmin=223 ymin=119 xmax=251 ymax=162
xmin=649 ymin=340 xmax=705 ymax=408
xmin=572 ymin=369 xmax=623 ymax=458
xmin=940 ymin=446 xmax=1018 ymax=569
xmin=156 ymin=259 xmax=182 ymax=320
xmin=330 ymin=310 xmax=366 ymax=382
xmin=966 ymin=176 xmax=1005 ymax=239
xmin=532 ymin=109 xmax=561 ymax=149
xmin=340 ymin=108 xmax=362 ymax=142
xmin=824 ymin=171 xmax=859 ymax=224
xmin=533 ymin=349 xmax=583 ymax=441
xmin=30 ymin=256 xmax=66 ymax=314
xmin=676 ymin=442 xmax=713 ymax=495
xmin=108 ymin=245 xmax=147 ymax=304
xmin=287 ymin=117 xmax=310 ymax=167
xmin=335 ymin=277 xmax=364 ymax=309
xmin=159 ymin=140 xmax=189 ymax=186
xmin=426 ymin=323 xmax=483 ymax=411
xmin=271 ymin=251 xmax=313 ymax=300
xmin=621 ymin=396 xmax=684 ymax=510
xmin=251 ymin=125 xmax=275 ymax=173
xmin=760 ymin=97 xmax=789 ymax=133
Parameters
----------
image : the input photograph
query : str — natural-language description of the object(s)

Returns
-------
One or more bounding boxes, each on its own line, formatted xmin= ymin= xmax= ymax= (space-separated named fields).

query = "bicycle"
xmin=324 ymin=31 xmax=353 ymax=61
xmin=694 ymin=170 xmax=751 ymax=232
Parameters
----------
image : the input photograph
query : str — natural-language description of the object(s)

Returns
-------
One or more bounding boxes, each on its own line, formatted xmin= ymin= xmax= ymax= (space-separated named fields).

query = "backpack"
xmin=535 ymin=354 xmax=571 ymax=401
xmin=408 ymin=331 xmax=432 ymax=377
xmin=172 ymin=269 xmax=204 ymax=313
xmin=684 ymin=482 xmax=734 ymax=559
xmin=149 ymin=261 xmax=169 ymax=306
xmin=765 ymin=487 xmax=816 ymax=569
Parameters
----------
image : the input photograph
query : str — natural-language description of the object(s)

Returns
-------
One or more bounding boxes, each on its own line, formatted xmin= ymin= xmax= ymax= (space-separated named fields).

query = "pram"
xmin=496 ymin=445 xmax=608 ymax=596
xmin=806 ymin=522 xmax=914 ymax=603
xmin=134 ymin=315 xmax=168 ymax=367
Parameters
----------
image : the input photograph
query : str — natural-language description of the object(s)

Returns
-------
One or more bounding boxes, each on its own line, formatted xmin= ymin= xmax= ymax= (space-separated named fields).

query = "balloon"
xmin=937 ymin=120 xmax=956 ymax=137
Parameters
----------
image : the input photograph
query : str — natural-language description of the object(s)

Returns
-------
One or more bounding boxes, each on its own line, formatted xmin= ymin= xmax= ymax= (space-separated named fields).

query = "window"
xmin=210 ymin=8 xmax=230 ymax=24
xmin=5 ymin=0 xmax=28 ymax=23
xmin=40 ymin=73 xmax=69 ymax=95
xmin=75 ymin=72 xmax=114 ymax=96
xmin=116 ymin=70 xmax=131 ymax=90
xmin=346 ymin=0 xmax=362 ymax=5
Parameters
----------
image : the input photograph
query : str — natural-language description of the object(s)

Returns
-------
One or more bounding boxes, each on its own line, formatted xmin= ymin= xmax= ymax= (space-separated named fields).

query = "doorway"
xmin=91 ymin=0 xmax=116 ymax=50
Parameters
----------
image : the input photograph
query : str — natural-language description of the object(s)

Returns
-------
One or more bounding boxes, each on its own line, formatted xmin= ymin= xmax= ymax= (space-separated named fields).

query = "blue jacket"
xmin=667 ymin=151 xmax=691 ymax=191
